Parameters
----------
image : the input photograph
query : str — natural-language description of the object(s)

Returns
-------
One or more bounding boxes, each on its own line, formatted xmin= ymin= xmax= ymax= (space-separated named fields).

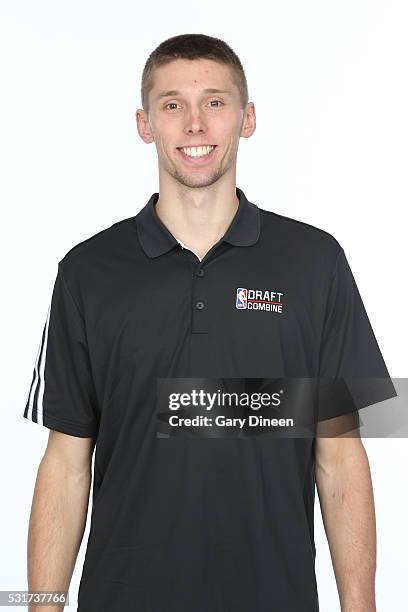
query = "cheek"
xmin=156 ymin=136 xmax=175 ymax=157
xmin=214 ymin=118 xmax=241 ymax=142
xmin=150 ymin=118 xmax=179 ymax=145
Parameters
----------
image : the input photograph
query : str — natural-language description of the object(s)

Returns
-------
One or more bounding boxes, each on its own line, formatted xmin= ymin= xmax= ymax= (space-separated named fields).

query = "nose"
xmin=184 ymin=107 xmax=207 ymax=135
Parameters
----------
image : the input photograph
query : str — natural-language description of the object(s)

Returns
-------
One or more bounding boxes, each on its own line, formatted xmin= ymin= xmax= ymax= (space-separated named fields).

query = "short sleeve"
xmin=317 ymin=247 xmax=396 ymax=422
xmin=23 ymin=264 xmax=99 ymax=437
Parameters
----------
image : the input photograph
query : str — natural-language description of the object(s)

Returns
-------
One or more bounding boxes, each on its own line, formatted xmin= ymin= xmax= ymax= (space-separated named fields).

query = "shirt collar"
xmin=135 ymin=186 xmax=261 ymax=259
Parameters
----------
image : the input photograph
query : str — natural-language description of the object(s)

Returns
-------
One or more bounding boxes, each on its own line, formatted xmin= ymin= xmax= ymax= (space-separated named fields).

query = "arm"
xmin=314 ymin=432 xmax=377 ymax=612
xmin=27 ymin=430 xmax=95 ymax=611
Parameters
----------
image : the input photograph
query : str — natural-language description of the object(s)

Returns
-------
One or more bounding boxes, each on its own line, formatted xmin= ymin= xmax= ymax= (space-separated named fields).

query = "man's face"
xmin=137 ymin=58 xmax=255 ymax=189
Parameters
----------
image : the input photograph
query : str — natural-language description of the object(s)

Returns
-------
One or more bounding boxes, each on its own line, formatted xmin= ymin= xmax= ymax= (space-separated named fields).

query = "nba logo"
xmin=236 ymin=287 xmax=247 ymax=309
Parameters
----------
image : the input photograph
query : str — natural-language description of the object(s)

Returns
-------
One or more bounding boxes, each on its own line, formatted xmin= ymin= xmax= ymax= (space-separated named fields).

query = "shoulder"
xmin=57 ymin=215 xmax=138 ymax=284
xmin=258 ymin=206 xmax=343 ymax=265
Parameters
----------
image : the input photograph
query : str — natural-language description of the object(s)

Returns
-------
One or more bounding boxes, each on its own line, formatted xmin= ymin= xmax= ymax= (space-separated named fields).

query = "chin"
xmin=170 ymin=165 xmax=224 ymax=188
xmin=175 ymin=173 xmax=223 ymax=189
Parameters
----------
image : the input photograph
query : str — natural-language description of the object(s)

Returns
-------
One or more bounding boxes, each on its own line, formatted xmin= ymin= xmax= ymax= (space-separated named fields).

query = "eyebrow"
xmin=155 ymin=88 xmax=232 ymax=101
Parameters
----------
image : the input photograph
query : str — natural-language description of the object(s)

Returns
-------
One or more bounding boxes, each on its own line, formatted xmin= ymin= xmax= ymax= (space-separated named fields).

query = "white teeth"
xmin=181 ymin=145 xmax=215 ymax=158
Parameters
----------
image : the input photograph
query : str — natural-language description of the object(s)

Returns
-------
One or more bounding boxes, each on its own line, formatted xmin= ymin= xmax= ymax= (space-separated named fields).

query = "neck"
xmin=154 ymin=174 xmax=239 ymax=260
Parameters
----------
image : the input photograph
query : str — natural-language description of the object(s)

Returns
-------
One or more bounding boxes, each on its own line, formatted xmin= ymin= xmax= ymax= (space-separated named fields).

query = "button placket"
xmin=192 ymin=264 xmax=208 ymax=333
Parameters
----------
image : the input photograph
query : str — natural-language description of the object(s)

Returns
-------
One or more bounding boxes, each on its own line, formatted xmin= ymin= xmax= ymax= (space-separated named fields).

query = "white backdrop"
xmin=1 ymin=0 xmax=407 ymax=610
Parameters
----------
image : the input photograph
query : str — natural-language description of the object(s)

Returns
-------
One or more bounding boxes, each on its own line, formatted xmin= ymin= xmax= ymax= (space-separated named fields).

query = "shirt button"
xmin=195 ymin=300 xmax=205 ymax=310
xmin=197 ymin=268 xmax=205 ymax=277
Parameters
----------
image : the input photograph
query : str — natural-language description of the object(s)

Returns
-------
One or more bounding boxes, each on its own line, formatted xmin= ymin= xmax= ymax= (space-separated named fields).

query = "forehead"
xmin=151 ymin=58 xmax=237 ymax=96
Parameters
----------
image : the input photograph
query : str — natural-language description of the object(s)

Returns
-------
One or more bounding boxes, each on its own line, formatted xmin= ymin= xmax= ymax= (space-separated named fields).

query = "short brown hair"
xmin=141 ymin=33 xmax=249 ymax=113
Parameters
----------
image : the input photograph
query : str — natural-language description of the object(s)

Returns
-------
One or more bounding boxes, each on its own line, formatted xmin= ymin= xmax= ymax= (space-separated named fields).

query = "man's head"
xmin=136 ymin=34 xmax=256 ymax=189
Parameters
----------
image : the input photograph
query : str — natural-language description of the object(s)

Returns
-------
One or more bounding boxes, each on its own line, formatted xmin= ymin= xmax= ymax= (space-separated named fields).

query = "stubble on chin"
xmin=171 ymin=168 xmax=225 ymax=189
xmin=164 ymin=154 xmax=225 ymax=189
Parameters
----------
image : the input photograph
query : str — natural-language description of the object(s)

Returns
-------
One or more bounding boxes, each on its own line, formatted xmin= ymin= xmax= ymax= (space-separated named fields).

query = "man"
xmin=24 ymin=33 xmax=395 ymax=611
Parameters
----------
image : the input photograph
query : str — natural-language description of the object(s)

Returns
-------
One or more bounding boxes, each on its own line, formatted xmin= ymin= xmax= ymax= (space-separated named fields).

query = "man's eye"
xmin=164 ymin=100 xmax=224 ymax=110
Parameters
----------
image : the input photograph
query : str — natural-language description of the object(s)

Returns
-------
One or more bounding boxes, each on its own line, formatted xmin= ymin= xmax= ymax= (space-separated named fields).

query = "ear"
xmin=136 ymin=108 xmax=155 ymax=144
xmin=240 ymin=102 xmax=256 ymax=139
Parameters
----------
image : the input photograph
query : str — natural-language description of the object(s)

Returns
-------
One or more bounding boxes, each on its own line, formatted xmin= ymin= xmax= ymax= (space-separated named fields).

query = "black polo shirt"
xmin=23 ymin=187 xmax=395 ymax=611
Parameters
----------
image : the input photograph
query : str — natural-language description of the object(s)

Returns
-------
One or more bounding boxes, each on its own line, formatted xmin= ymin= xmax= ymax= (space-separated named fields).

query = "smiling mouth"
xmin=177 ymin=145 xmax=217 ymax=162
